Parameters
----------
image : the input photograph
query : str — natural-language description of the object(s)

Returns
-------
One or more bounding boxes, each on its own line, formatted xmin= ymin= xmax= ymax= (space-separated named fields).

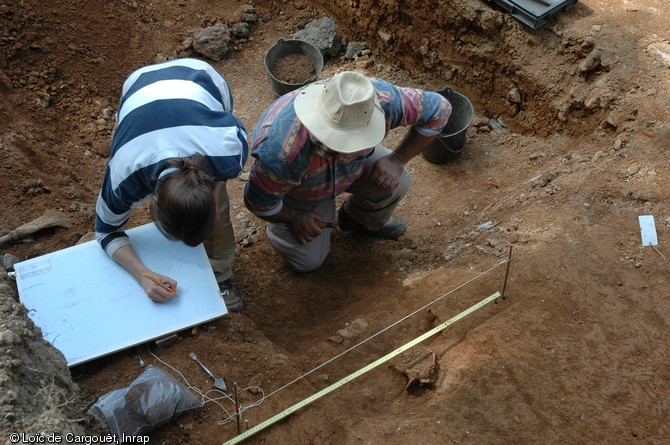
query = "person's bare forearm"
xmin=392 ymin=128 xmax=438 ymax=164
xmin=244 ymin=197 xmax=300 ymax=224
xmin=264 ymin=203 xmax=298 ymax=224
xmin=366 ymin=129 xmax=439 ymax=188
xmin=112 ymin=244 xmax=150 ymax=280
xmin=112 ymin=244 xmax=178 ymax=301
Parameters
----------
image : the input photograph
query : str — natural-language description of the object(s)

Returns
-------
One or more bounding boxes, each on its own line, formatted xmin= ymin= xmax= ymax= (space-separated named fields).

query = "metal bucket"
xmin=264 ymin=39 xmax=324 ymax=97
xmin=422 ymin=87 xmax=474 ymax=164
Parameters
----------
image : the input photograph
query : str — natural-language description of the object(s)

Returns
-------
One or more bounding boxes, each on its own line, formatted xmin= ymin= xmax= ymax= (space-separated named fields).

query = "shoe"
xmin=219 ymin=279 xmax=244 ymax=313
xmin=337 ymin=207 xmax=406 ymax=239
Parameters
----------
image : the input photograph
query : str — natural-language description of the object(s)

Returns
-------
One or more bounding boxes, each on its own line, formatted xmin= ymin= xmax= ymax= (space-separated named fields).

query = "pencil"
xmin=142 ymin=273 xmax=176 ymax=293
xmin=315 ymin=221 xmax=336 ymax=229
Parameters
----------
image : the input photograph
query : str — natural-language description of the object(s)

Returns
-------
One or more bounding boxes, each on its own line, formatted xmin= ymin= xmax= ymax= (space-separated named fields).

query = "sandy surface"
xmin=2 ymin=0 xmax=670 ymax=443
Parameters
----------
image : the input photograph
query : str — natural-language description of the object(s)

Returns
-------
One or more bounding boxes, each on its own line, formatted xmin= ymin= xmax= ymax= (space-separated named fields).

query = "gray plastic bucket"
xmin=264 ymin=39 xmax=324 ymax=97
xmin=422 ymin=87 xmax=474 ymax=164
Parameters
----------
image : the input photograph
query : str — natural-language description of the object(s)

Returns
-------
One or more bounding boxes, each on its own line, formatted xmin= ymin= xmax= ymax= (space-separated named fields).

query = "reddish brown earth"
xmin=2 ymin=0 xmax=670 ymax=444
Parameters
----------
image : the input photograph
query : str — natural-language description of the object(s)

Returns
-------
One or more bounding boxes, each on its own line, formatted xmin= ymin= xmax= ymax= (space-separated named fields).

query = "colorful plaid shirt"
xmin=245 ymin=78 xmax=452 ymax=216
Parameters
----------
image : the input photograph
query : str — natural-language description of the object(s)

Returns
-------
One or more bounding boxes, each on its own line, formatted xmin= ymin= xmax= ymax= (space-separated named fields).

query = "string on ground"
xmin=262 ymin=257 xmax=510 ymax=402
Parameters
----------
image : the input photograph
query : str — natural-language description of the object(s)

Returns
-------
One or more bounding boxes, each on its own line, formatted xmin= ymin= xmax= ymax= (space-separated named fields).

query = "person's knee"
xmin=285 ymin=252 xmax=328 ymax=273
xmin=396 ymin=170 xmax=412 ymax=196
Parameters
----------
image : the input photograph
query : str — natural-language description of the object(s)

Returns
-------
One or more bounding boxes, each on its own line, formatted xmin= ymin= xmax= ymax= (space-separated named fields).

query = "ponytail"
xmin=151 ymin=154 xmax=217 ymax=246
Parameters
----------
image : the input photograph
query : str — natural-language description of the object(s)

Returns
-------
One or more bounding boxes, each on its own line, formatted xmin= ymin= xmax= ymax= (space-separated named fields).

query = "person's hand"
xmin=290 ymin=211 xmax=326 ymax=244
xmin=366 ymin=152 xmax=404 ymax=189
xmin=141 ymin=272 xmax=179 ymax=303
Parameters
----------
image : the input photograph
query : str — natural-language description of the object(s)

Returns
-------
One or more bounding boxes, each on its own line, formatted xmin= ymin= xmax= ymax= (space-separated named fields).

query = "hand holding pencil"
xmin=142 ymin=273 xmax=179 ymax=302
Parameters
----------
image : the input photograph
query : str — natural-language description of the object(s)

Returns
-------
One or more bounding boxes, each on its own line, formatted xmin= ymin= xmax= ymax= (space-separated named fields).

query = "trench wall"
xmin=312 ymin=0 xmax=607 ymax=138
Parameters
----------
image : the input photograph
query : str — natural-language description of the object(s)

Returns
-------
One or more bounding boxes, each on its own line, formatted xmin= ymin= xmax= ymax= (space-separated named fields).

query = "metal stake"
xmin=234 ymin=382 xmax=241 ymax=435
xmin=136 ymin=349 xmax=145 ymax=368
xmin=501 ymin=245 xmax=513 ymax=300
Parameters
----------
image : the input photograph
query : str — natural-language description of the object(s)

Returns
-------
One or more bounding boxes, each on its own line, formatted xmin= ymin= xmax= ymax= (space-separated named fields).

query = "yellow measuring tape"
xmin=223 ymin=291 xmax=501 ymax=445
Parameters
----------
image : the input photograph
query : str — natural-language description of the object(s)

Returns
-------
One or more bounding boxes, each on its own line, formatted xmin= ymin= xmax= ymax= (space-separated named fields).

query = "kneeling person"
xmin=95 ymin=58 xmax=248 ymax=311
xmin=244 ymin=71 xmax=452 ymax=272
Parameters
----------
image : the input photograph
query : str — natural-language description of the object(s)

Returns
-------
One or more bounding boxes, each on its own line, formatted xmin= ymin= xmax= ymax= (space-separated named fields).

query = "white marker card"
xmin=638 ymin=215 xmax=658 ymax=246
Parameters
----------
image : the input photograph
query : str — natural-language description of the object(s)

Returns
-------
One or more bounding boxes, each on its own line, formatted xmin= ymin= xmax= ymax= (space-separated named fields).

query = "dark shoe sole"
xmin=221 ymin=291 xmax=244 ymax=312
xmin=219 ymin=281 xmax=244 ymax=313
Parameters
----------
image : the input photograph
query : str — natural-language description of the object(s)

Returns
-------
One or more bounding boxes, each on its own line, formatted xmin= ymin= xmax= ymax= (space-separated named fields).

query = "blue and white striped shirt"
xmin=95 ymin=58 xmax=248 ymax=257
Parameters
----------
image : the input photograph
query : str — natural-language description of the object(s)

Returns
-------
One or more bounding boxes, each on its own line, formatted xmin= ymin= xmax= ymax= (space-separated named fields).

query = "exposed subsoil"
xmin=2 ymin=0 xmax=670 ymax=444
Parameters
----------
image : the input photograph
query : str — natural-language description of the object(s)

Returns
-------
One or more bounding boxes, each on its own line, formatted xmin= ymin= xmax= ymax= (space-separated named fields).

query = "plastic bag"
xmin=88 ymin=365 xmax=203 ymax=441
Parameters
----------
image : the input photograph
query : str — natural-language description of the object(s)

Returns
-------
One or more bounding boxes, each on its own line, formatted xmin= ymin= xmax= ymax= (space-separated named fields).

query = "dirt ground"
xmin=2 ymin=0 xmax=670 ymax=443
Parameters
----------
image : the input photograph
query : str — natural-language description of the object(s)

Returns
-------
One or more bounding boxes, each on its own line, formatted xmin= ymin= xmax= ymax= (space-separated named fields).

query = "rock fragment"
xmin=578 ymin=49 xmax=604 ymax=74
xmin=294 ymin=17 xmax=342 ymax=57
xmin=193 ymin=23 xmax=231 ymax=61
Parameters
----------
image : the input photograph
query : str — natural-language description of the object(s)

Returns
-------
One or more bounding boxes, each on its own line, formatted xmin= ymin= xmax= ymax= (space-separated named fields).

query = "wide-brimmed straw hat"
xmin=294 ymin=71 xmax=385 ymax=153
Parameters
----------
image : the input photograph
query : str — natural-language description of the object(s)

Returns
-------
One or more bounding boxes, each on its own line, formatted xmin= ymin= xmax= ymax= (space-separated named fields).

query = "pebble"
xmin=35 ymin=92 xmax=51 ymax=108
xmin=578 ymin=49 xmax=603 ymax=74
xmin=648 ymin=42 xmax=670 ymax=68
xmin=390 ymin=248 xmax=414 ymax=260
xmin=95 ymin=141 xmax=111 ymax=157
xmin=270 ymin=353 xmax=289 ymax=365
xmin=477 ymin=221 xmax=494 ymax=230
xmin=1 ymin=253 xmax=20 ymax=271
xmin=247 ymin=374 xmax=263 ymax=394
xmin=102 ymin=107 xmax=114 ymax=120
xmin=75 ymin=232 xmax=96 ymax=245
xmin=584 ymin=95 xmax=601 ymax=110
xmin=337 ymin=318 xmax=368 ymax=339
xmin=327 ymin=335 xmax=344 ymax=344
xmin=0 ymin=330 xmax=21 ymax=345
xmin=508 ymin=88 xmax=522 ymax=104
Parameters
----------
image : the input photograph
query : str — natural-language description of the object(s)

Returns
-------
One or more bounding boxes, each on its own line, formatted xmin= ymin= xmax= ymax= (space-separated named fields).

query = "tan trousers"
xmin=203 ymin=182 xmax=236 ymax=283
xmin=266 ymin=145 xmax=412 ymax=272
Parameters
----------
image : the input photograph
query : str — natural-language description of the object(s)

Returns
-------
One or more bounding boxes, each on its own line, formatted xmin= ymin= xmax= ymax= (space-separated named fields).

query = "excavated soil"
xmin=271 ymin=53 xmax=316 ymax=84
xmin=2 ymin=0 xmax=670 ymax=444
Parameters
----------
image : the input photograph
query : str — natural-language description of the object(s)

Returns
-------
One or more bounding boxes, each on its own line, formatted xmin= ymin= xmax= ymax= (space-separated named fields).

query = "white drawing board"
xmin=16 ymin=223 xmax=227 ymax=366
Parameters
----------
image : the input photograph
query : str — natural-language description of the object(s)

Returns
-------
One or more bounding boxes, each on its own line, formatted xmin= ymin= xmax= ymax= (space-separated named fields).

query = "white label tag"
xmin=638 ymin=215 xmax=658 ymax=246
